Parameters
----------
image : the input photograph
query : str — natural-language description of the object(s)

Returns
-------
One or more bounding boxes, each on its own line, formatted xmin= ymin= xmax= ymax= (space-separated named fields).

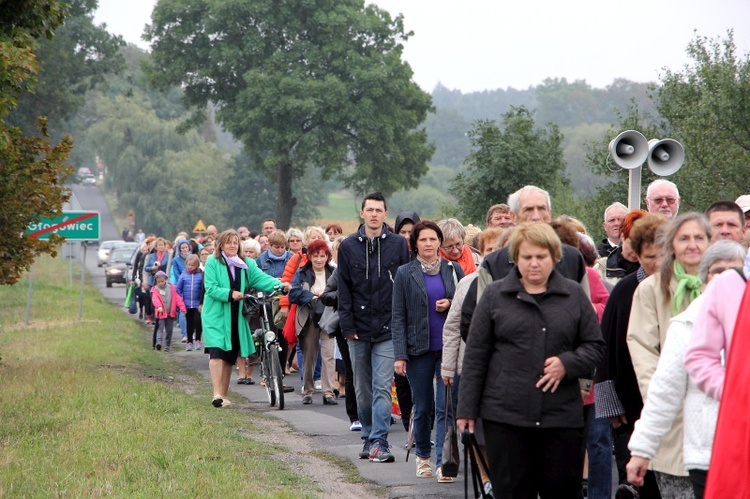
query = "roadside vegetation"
xmin=0 ymin=256 xmax=314 ymax=497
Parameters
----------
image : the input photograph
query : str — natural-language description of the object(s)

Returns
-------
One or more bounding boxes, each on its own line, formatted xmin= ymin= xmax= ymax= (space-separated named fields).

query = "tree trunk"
xmin=275 ymin=161 xmax=296 ymax=229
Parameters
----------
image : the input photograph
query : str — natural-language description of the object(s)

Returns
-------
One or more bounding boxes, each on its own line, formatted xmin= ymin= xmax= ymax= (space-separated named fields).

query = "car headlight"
xmin=265 ymin=331 xmax=276 ymax=344
xmin=107 ymin=268 xmax=123 ymax=275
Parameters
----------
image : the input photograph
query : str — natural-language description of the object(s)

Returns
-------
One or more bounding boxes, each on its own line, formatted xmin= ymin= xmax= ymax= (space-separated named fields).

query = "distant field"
xmin=315 ymin=191 xmax=362 ymax=234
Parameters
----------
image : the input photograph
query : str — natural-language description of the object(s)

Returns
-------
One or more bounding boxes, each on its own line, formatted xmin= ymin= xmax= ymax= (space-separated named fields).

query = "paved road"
xmin=70 ymin=184 xmax=468 ymax=498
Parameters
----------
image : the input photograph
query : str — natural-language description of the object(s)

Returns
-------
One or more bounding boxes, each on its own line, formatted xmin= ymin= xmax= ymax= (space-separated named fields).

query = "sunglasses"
xmin=648 ymin=197 xmax=677 ymax=206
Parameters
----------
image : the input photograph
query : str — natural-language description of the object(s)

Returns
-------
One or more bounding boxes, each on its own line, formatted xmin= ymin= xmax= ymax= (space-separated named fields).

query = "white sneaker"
xmin=350 ymin=420 xmax=362 ymax=431
xmin=314 ymin=380 xmax=322 ymax=392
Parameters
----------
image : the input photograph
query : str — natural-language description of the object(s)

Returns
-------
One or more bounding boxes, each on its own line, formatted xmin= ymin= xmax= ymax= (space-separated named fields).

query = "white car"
xmin=82 ymin=174 xmax=96 ymax=186
xmin=97 ymin=240 xmax=125 ymax=267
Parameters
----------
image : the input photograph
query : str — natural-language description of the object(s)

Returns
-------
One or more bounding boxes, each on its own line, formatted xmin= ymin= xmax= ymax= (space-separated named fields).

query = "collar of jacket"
xmin=498 ymin=268 xmax=572 ymax=298
xmin=356 ymin=223 xmax=390 ymax=242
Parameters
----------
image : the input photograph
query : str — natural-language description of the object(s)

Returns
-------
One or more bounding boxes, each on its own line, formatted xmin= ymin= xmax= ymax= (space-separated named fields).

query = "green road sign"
xmin=26 ymin=211 xmax=100 ymax=241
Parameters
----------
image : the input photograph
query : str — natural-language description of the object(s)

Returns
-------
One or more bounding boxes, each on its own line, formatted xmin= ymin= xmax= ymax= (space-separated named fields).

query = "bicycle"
xmin=243 ymin=287 xmax=286 ymax=410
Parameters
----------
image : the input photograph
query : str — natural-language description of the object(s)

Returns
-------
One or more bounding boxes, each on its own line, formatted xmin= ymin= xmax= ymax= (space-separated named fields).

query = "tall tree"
xmin=0 ymin=0 xmax=73 ymax=285
xmin=655 ymin=30 xmax=750 ymax=209
xmin=6 ymin=0 xmax=125 ymax=136
xmin=449 ymin=106 xmax=569 ymax=225
xmin=145 ymin=0 xmax=434 ymax=228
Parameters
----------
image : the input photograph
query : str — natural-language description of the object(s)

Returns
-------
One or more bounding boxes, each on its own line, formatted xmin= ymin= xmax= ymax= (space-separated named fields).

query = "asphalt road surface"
xmin=70 ymin=183 xmax=468 ymax=498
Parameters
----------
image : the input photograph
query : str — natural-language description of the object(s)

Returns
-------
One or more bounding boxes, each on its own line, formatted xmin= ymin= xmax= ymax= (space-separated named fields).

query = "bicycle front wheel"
xmin=262 ymin=349 xmax=276 ymax=407
xmin=268 ymin=344 xmax=284 ymax=410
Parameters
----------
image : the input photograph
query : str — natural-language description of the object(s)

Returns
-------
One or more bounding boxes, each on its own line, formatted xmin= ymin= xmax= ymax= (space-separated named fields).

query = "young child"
xmin=176 ymin=254 xmax=204 ymax=351
xmin=151 ymin=270 xmax=186 ymax=352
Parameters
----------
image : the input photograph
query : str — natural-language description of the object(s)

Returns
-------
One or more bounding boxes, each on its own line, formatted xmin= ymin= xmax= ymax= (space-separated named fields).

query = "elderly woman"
xmin=289 ymin=239 xmax=337 ymax=405
xmin=202 ymin=229 xmax=284 ymax=408
xmin=627 ymin=240 xmax=747 ymax=499
xmin=457 ymin=222 xmax=605 ymax=498
xmin=626 ymin=212 xmax=710 ymax=495
xmin=437 ymin=218 xmax=477 ymax=275
xmin=392 ymin=221 xmax=464 ymax=482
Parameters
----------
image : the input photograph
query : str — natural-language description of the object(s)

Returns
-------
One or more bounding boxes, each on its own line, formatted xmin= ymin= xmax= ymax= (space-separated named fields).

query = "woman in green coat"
xmin=203 ymin=229 xmax=284 ymax=407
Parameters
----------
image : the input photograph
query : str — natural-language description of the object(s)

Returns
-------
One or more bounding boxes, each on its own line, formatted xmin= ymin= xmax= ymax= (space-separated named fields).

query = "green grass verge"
xmin=317 ymin=191 xmax=360 ymax=221
xmin=0 ymin=255 xmax=315 ymax=497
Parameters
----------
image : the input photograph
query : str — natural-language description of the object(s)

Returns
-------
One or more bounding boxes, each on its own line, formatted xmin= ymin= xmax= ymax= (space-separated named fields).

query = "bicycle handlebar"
xmin=242 ymin=285 xmax=286 ymax=305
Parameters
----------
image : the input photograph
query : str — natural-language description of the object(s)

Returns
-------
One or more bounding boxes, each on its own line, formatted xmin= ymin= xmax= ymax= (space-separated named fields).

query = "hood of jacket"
xmin=394 ymin=211 xmax=421 ymax=235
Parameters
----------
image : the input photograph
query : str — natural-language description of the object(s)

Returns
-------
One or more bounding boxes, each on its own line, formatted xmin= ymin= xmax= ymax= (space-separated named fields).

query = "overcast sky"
xmin=93 ymin=0 xmax=750 ymax=93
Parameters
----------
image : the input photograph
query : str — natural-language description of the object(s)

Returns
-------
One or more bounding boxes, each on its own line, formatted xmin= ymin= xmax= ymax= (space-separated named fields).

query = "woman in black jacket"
xmin=392 ymin=221 xmax=463 ymax=482
xmin=457 ymin=222 xmax=605 ymax=498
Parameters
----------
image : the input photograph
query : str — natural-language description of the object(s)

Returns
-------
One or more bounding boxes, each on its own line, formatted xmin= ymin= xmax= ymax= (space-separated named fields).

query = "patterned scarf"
xmin=416 ymin=255 xmax=441 ymax=276
xmin=672 ymin=260 xmax=702 ymax=315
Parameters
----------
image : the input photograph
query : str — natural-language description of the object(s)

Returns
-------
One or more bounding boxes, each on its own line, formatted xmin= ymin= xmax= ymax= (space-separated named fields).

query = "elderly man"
xmin=205 ymin=224 xmax=218 ymax=239
xmin=237 ymin=226 xmax=250 ymax=240
xmin=705 ymin=200 xmax=746 ymax=242
xmin=598 ymin=202 xmax=629 ymax=257
xmin=485 ymin=203 xmax=513 ymax=228
xmin=644 ymin=179 xmax=680 ymax=218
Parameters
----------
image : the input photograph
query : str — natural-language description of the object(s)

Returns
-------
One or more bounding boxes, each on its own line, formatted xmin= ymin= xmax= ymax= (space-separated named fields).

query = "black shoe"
xmin=283 ymin=385 xmax=294 ymax=393
xmin=302 ymin=396 xmax=312 ymax=405
xmin=246 ymin=378 xmax=255 ymax=385
xmin=237 ymin=378 xmax=247 ymax=385
xmin=323 ymin=396 xmax=338 ymax=405
xmin=333 ymin=388 xmax=340 ymax=398
xmin=155 ymin=343 xmax=162 ymax=351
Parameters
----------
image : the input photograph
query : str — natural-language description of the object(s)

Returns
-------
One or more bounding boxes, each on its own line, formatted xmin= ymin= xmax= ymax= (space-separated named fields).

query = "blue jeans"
xmin=348 ymin=338 xmax=394 ymax=444
xmin=587 ymin=408 xmax=614 ymax=499
xmin=406 ymin=351 xmax=458 ymax=466
xmin=177 ymin=309 xmax=187 ymax=339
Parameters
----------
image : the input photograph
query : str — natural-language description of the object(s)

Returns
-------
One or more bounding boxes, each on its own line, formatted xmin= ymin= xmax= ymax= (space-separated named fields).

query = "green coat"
xmin=202 ymin=254 xmax=281 ymax=357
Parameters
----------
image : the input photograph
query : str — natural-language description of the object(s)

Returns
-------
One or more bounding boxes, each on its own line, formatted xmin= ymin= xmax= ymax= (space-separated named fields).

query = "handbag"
xmin=272 ymin=299 xmax=286 ymax=328
xmin=317 ymin=305 xmax=339 ymax=334
xmin=462 ymin=430 xmax=491 ymax=499
xmin=441 ymin=386 xmax=460 ymax=477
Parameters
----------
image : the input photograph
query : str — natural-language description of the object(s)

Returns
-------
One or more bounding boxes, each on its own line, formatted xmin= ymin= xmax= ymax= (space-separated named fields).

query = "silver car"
xmin=97 ymin=240 xmax=125 ymax=267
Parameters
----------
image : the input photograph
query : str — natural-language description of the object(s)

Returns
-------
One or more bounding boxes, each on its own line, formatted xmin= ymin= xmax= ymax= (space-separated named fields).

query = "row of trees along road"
xmin=145 ymin=0 xmax=435 ymax=229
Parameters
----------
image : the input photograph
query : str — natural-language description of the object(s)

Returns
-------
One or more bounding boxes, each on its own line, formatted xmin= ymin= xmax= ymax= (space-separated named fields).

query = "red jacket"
xmin=151 ymin=283 xmax=187 ymax=319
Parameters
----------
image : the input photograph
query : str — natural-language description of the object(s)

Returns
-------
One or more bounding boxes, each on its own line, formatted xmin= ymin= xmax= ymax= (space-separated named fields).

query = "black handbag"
xmin=441 ymin=385 xmax=460 ymax=477
xmin=462 ymin=430 xmax=491 ymax=499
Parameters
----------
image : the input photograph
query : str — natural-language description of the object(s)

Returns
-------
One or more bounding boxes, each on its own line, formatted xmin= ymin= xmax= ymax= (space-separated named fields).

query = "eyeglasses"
xmin=441 ymin=241 xmax=464 ymax=252
xmin=648 ymin=197 xmax=678 ymax=206
xmin=288 ymin=239 xmax=302 ymax=243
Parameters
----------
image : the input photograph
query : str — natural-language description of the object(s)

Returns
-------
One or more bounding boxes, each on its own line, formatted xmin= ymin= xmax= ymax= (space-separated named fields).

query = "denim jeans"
xmin=348 ymin=338 xmax=394 ymax=443
xmin=587 ymin=408 xmax=613 ymax=499
xmin=176 ymin=309 xmax=187 ymax=339
xmin=406 ymin=351 xmax=458 ymax=467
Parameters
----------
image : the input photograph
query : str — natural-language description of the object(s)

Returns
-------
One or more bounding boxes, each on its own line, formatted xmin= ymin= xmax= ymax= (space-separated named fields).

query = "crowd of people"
xmin=126 ymin=182 xmax=750 ymax=498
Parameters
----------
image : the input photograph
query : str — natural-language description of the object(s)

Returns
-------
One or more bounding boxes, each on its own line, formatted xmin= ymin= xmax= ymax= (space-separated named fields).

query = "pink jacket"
xmin=151 ymin=283 xmax=187 ymax=320
xmin=586 ymin=267 xmax=610 ymax=322
xmin=684 ymin=269 xmax=745 ymax=401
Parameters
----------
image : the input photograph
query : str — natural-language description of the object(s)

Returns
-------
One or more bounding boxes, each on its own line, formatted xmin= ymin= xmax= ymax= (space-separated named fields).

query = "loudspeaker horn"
xmin=609 ymin=130 xmax=649 ymax=170
xmin=647 ymin=138 xmax=684 ymax=176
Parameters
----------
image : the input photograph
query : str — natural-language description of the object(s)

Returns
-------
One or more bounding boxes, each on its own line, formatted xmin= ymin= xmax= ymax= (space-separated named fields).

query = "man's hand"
xmin=456 ymin=418 xmax=475 ymax=434
xmin=394 ymin=360 xmax=407 ymax=376
xmin=535 ymin=356 xmax=566 ymax=393
xmin=626 ymin=456 xmax=650 ymax=486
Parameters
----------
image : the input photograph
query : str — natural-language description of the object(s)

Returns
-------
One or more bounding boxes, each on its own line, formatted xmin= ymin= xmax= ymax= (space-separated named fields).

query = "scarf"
xmin=267 ymin=250 xmax=288 ymax=262
xmin=417 ymin=255 xmax=441 ymax=276
xmin=439 ymin=244 xmax=476 ymax=275
xmin=672 ymin=260 xmax=702 ymax=315
xmin=222 ymin=251 xmax=248 ymax=280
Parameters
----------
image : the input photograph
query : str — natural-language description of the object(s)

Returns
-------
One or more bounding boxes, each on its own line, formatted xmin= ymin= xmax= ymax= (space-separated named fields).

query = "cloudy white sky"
xmin=94 ymin=0 xmax=750 ymax=93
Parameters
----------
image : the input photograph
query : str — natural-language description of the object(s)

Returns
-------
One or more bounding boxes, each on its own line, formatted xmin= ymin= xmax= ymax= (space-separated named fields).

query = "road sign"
xmin=193 ymin=219 xmax=207 ymax=233
xmin=26 ymin=211 xmax=100 ymax=241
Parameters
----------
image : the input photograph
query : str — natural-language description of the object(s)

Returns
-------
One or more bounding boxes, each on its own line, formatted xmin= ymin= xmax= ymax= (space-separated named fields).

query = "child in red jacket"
xmin=151 ymin=270 xmax=186 ymax=351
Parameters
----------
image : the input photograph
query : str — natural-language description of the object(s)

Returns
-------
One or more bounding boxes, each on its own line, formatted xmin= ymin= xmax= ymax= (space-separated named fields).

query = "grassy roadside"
xmin=0 ymin=256 xmax=314 ymax=497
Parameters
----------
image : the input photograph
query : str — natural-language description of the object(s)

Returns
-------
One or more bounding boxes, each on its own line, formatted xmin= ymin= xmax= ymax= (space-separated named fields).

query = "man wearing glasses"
xmin=645 ymin=180 xmax=680 ymax=219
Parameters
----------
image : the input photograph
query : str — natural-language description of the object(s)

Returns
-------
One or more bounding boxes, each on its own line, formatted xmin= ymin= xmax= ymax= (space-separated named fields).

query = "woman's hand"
xmin=535 ymin=356 xmax=566 ymax=393
xmin=394 ymin=360 xmax=407 ymax=376
xmin=626 ymin=456 xmax=650 ymax=486
xmin=232 ymin=291 xmax=244 ymax=301
xmin=456 ymin=418 xmax=475 ymax=434
xmin=442 ymin=375 xmax=453 ymax=386
xmin=281 ymin=282 xmax=292 ymax=292
xmin=435 ymin=298 xmax=451 ymax=313
xmin=610 ymin=415 xmax=628 ymax=429
xmin=279 ymin=306 xmax=289 ymax=319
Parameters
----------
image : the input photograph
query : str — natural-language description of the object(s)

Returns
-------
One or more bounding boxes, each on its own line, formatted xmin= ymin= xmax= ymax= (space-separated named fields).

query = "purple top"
xmin=424 ymin=272 xmax=447 ymax=351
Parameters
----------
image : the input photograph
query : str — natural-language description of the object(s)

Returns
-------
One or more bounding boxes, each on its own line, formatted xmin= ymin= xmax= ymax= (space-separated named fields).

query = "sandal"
xmin=416 ymin=457 xmax=433 ymax=478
